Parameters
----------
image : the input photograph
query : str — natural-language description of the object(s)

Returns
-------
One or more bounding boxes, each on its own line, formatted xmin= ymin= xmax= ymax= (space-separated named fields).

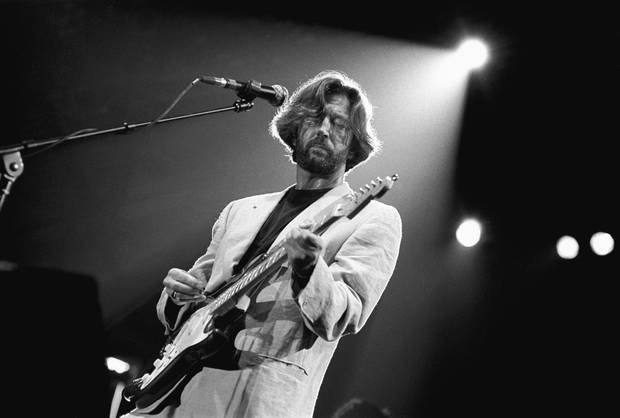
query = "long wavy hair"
xmin=270 ymin=70 xmax=380 ymax=172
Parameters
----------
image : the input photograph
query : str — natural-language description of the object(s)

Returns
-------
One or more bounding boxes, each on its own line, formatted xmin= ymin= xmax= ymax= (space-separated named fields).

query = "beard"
xmin=295 ymin=136 xmax=349 ymax=175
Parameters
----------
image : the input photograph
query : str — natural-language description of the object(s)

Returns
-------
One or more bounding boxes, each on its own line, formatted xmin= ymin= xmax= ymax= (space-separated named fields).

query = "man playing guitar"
xmin=123 ymin=70 xmax=402 ymax=417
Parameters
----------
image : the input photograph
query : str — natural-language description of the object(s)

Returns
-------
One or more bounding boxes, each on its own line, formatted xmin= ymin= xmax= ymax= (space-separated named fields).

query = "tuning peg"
xmin=370 ymin=180 xmax=377 ymax=187
xmin=376 ymin=177 xmax=383 ymax=184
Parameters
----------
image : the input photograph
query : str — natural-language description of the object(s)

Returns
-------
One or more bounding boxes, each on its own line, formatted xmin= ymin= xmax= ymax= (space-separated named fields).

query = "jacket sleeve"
xmin=295 ymin=204 xmax=402 ymax=341
xmin=156 ymin=201 xmax=233 ymax=334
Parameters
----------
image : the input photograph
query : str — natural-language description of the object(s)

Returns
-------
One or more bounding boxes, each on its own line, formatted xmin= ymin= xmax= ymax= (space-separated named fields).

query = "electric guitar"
xmin=123 ymin=174 xmax=399 ymax=411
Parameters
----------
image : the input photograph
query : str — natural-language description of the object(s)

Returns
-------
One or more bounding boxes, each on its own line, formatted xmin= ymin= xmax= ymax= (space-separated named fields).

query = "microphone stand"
xmin=0 ymin=98 xmax=255 ymax=214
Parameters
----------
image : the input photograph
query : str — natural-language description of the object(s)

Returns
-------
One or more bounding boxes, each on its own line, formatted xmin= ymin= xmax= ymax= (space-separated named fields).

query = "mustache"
xmin=305 ymin=137 xmax=330 ymax=151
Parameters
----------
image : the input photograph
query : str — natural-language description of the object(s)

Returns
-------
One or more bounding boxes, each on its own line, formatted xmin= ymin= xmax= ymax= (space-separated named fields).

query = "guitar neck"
xmin=211 ymin=246 xmax=286 ymax=311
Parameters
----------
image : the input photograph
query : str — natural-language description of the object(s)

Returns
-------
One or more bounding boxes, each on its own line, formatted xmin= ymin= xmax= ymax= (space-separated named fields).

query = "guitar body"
xmin=124 ymin=301 xmax=246 ymax=410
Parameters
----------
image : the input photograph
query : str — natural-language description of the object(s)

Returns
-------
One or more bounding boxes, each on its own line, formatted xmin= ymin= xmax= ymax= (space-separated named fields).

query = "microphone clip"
xmin=236 ymin=80 xmax=263 ymax=103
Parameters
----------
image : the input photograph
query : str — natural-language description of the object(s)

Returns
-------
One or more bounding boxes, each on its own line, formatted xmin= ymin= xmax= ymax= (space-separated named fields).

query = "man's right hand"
xmin=163 ymin=268 xmax=207 ymax=305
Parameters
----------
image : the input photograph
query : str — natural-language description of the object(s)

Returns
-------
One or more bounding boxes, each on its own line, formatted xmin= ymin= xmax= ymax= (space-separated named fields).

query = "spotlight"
xmin=455 ymin=38 xmax=489 ymax=70
xmin=456 ymin=218 xmax=482 ymax=247
xmin=556 ymin=235 xmax=579 ymax=259
xmin=590 ymin=232 xmax=614 ymax=256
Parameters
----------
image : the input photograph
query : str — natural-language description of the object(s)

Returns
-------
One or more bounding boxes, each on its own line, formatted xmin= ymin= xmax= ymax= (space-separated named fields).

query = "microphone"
xmin=199 ymin=76 xmax=289 ymax=107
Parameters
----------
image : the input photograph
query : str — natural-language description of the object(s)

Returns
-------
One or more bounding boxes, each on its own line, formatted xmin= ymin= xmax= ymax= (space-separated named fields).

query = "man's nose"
xmin=318 ymin=116 xmax=331 ymax=136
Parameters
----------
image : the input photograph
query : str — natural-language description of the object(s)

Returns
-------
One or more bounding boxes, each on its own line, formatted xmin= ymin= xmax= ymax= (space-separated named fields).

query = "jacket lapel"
xmin=231 ymin=186 xmax=292 ymax=263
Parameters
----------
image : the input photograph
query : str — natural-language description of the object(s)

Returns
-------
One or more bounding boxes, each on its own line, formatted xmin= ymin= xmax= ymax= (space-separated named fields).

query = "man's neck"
xmin=295 ymin=166 xmax=345 ymax=190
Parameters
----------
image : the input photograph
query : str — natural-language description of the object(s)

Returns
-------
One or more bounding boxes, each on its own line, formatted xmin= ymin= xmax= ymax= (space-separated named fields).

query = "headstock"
xmin=339 ymin=174 xmax=399 ymax=219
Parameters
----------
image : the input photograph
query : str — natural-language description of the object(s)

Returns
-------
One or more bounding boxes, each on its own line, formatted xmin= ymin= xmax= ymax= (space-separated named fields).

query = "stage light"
xmin=454 ymin=38 xmax=489 ymax=70
xmin=590 ymin=232 xmax=614 ymax=256
xmin=456 ymin=218 xmax=482 ymax=247
xmin=106 ymin=356 xmax=130 ymax=374
xmin=556 ymin=235 xmax=579 ymax=259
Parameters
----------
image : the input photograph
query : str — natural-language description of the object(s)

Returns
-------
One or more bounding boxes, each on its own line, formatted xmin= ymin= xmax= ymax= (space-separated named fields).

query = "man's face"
xmin=295 ymin=94 xmax=352 ymax=175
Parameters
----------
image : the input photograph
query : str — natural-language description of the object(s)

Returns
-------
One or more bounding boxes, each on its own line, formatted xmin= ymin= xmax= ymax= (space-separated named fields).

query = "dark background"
xmin=1 ymin=1 xmax=617 ymax=417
